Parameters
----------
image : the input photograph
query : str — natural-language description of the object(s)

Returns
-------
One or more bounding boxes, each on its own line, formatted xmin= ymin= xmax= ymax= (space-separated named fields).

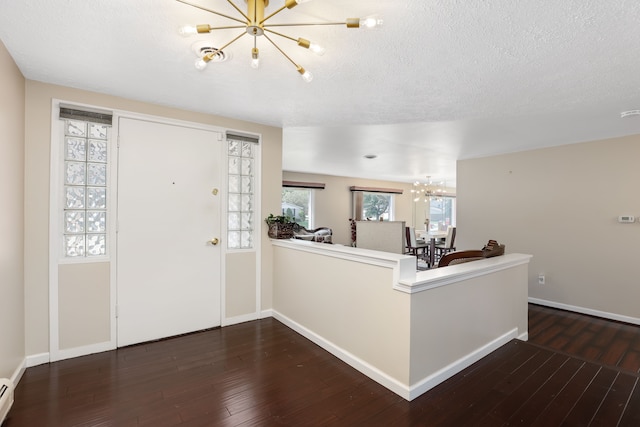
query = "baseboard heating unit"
xmin=0 ymin=378 xmax=13 ymax=424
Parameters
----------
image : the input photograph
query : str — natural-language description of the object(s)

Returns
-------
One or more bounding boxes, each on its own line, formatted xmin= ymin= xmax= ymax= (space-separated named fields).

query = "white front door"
xmin=116 ymin=117 xmax=222 ymax=347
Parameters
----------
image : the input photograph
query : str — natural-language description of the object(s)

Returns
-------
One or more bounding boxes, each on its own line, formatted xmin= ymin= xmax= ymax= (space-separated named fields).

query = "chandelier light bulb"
xmin=360 ymin=17 xmax=383 ymax=29
xmin=295 ymin=0 xmax=312 ymax=4
xmin=301 ymin=70 xmax=313 ymax=82
xmin=179 ymin=25 xmax=198 ymax=37
xmin=297 ymin=66 xmax=313 ymax=82
xmin=251 ymin=47 xmax=260 ymax=69
xmin=309 ymin=42 xmax=326 ymax=56
xmin=194 ymin=57 xmax=209 ymax=70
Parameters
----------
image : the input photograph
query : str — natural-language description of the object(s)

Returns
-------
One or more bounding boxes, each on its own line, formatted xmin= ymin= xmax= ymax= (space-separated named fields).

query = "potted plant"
xmin=265 ymin=214 xmax=296 ymax=239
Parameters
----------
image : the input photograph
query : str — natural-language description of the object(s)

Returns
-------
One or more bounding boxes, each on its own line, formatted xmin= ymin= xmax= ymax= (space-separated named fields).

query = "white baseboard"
xmin=260 ymin=309 xmax=273 ymax=319
xmin=10 ymin=358 xmax=26 ymax=386
xmin=272 ymin=310 xmax=412 ymax=399
xmin=272 ymin=309 xmax=520 ymax=401
xmin=408 ymin=328 xmax=518 ymax=400
xmin=51 ymin=341 xmax=114 ymax=363
xmin=222 ymin=312 xmax=260 ymax=327
xmin=529 ymin=298 xmax=640 ymax=326
xmin=26 ymin=352 xmax=50 ymax=368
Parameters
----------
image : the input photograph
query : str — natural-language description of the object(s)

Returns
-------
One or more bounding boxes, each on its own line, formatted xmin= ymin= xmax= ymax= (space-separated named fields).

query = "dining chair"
xmin=434 ymin=226 xmax=456 ymax=261
xmin=405 ymin=226 xmax=430 ymax=268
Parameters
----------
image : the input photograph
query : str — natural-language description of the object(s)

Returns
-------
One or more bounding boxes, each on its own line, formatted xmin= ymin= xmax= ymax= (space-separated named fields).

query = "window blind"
xmin=226 ymin=132 xmax=259 ymax=144
xmin=59 ymin=105 xmax=113 ymax=125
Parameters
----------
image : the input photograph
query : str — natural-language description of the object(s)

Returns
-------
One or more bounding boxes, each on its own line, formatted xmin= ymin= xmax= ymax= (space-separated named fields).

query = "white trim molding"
xmin=398 ymin=253 xmax=533 ymax=294
xmin=222 ymin=312 xmax=260 ymax=327
xmin=273 ymin=310 xmax=412 ymax=399
xmin=26 ymin=353 xmax=50 ymax=368
xmin=529 ymin=297 xmax=640 ymax=326
xmin=408 ymin=328 xmax=518 ymax=400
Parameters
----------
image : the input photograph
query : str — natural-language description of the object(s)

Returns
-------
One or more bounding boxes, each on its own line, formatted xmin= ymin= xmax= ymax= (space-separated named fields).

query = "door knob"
xmin=209 ymin=238 xmax=219 ymax=245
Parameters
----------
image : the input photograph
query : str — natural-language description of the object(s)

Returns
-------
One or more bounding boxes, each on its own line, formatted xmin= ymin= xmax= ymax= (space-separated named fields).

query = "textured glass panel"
xmin=65 ymin=120 xmax=87 ymax=137
xmin=241 ymin=231 xmax=253 ymax=248
xmin=87 ymin=187 xmax=107 ymax=209
xmin=228 ymin=140 xmax=240 ymax=156
xmin=228 ymin=175 xmax=240 ymax=193
xmin=227 ymin=139 xmax=256 ymax=251
xmin=65 ymin=138 xmax=86 ymax=161
xmin=228 ymin=212 xmax=240 ymax=230
xmin=65 ymin=186 xmax=85 ymax=209
xmin=65 ymin=235 xmax=85 ymax=257
xmin=87 ymin=211 xmax=106 ymax=232
xmin=241 ymin=176 xmax=253 ymax=194
xmin=228 ymin=157 xmax=240 ymax=175
xmin=241 ymin=158 xmax=253 ymax=176
xmin=241 ymin=212 xmax=253 ymax=230
xmin=87 ymin=163 xmax=107 ymax=186
xmin=228 ymin=231 xmax=241 ymax=249
xmin=65 ymin=162 xmax=86 ymax=185
xmin=89 ymin=123 xmax=108 ymax=140
xmin=65 ymin=211 xmax=85 ymax=233
xmin=87 ymin=234 xmax=106 ymax=256
xmin=228 ymin=194 xmax=240 ymax=212
xmin=88 ymin=140 xmax=108 ymax=162
xmin=241 ymin=142 xmax=253 ymax=158
xmin=241 ymin=194 xmax=252 ymax=212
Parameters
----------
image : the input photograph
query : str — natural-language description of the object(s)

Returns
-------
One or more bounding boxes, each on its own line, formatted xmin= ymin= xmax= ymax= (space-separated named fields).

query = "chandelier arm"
xmin=205 ymin=25 xmax=248 ymax=31
xmin=262 ymin=33 xmax=300 ymax=69
xmin=262 ymin=28 xmax=297 ymax=43
xmin=204 ymin=31 xmax=247 ymax=60
xmin=175 ymin=0 xmax=246 ymax=25
xmin=260 ymin=5 xmax=288 ymax=24
xmin=264 ymin=22 xmax=349 ymax=28
xmin=225 ymin=0 xmax=250 ymax=22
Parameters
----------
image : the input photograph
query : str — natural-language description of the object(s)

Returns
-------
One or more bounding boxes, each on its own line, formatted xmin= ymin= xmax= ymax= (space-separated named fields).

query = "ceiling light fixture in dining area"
xmin=411 ymin=176 xmax=447 ymax=202
xmin=176 ymin=0 xmax=382 ymax=82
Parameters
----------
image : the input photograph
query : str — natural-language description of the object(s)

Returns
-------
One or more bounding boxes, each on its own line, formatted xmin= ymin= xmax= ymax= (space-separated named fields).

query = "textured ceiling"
xmin=2 ymin=0 xmax=640 ymax=186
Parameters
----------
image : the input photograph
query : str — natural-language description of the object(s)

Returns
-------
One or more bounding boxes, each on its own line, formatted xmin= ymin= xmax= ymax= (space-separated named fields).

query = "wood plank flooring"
xmin=5 ymin=304 xmax=640 ymax=426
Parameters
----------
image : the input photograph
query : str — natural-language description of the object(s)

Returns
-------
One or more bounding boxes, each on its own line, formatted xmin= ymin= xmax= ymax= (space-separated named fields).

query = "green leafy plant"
xmin=264 ymin=213 xmax=295 ymax=225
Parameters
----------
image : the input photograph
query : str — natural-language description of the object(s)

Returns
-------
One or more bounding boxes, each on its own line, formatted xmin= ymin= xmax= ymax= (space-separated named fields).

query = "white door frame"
xmin=48 ymin=101 xmax=259 ymax=361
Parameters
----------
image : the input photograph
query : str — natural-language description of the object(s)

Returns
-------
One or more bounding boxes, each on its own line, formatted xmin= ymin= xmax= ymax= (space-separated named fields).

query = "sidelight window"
xmin=227 ymin=135 xmax=258 ymax=249
xmin=61 ymin=119 xmax=110 ymax=257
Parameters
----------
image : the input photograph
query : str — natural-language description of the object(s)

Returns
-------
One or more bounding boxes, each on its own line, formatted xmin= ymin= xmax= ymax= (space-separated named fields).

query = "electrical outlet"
xmin=538 ymin=274 xmax=545 ymax=285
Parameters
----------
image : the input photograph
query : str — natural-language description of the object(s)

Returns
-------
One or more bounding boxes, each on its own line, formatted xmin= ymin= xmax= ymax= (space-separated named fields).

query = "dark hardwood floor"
xmin=5 ymin=304 xmax=640 ymax=426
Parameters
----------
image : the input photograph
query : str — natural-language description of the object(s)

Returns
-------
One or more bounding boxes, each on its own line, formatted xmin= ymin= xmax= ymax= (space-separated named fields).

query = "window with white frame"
xmin=352 ymin=191 xmax=395 ymax=221
xmin=281 ymin=188 xmax=313 ymax=228
xmin=429 ymin=196 xmax=456 ymax=232
xmin=61 ymin=114 xmax=111 ymax=258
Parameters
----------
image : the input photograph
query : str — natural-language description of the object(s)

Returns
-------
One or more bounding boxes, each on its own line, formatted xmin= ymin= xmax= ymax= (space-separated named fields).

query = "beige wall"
xmin=282 ymin=171 xmax=417 ymax=245
xmin=24 ymin=80 xmax=282 ymax=356
xmin=58 ymin=263 xmax=110 ymax=349
xmin=0 ymin=40 xmax=26 ymax=379
xmin=409 ymin=264 xmax=528 ymax=383
xmin=273 ymin=245 xmax=412 ymax=384
xmin=458 ymin=135 xmax=640 ymax=319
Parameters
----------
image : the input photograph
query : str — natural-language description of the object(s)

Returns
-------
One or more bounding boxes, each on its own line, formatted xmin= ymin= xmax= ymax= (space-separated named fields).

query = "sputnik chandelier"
xmin=411 ymin=176 xmax=447 ymax=202
xmin=176 ymin=0 xmax=382 ymax=82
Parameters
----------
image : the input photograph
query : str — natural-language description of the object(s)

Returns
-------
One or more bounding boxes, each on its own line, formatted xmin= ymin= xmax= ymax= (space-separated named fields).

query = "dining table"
xmin=416 ymin=229 xmax=447 ymax=267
